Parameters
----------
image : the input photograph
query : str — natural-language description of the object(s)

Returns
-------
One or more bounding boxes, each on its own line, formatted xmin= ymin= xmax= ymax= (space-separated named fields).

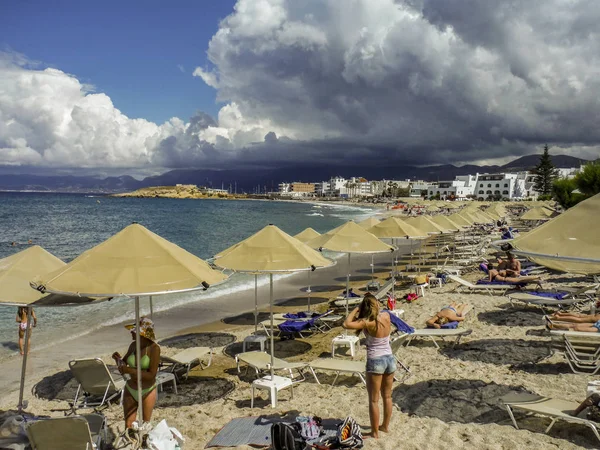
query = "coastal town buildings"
xmin=276 ymin=165 xmax=582 ymax=201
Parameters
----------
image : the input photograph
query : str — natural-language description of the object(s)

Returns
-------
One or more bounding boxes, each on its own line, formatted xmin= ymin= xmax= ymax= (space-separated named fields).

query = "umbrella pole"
xmin=269 ymin=274 xmax=275 ymax=379
xmin=17 ymin=306 xmax=32 ymax=413
xmin=149 ymin=295 xmax=153 ymax=320
xmin=307 ymin=271 xmax=311 ymax=312
xmin=345 ymin=253 xmax=351 ymax=336
xmin=254 ymin=274 xmax=258 ymax=334
xmin=134 ymin=296 xmax=143 ymax=428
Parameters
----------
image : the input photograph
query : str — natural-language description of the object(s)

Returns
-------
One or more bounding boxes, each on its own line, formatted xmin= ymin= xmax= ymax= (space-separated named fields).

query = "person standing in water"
xmin=16 ymin=307 xmax=37 ymax=355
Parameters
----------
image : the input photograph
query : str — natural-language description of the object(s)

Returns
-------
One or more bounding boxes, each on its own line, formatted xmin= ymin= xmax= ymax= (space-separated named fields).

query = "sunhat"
xmin=125 ymin=317 xmax=156 ymax=342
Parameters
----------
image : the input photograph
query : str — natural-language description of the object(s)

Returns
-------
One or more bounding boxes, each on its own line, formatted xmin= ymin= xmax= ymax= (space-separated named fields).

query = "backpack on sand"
xmin=271 ymin=422 xmax=307 ymax=450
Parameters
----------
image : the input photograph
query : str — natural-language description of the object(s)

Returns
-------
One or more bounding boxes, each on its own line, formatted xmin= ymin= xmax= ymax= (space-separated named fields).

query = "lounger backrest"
xmin=69 ymin=358 xmax=119 ymax=395
xmin=171 ymin=347 xmax=211 ymax=364
xmin=27 ymin=416 xmax=93 ymax=450
xmin=447 ymin=275 xmax=473 ymax=287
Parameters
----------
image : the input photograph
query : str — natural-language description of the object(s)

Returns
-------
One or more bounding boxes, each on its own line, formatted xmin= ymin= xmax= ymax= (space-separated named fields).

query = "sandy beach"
xmin=1 ymin=239 xmax=599 ymax=449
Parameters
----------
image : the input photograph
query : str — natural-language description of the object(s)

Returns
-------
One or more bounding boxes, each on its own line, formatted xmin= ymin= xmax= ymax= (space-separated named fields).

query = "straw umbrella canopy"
xmin=0 ymin=246 xmax=106 ymax=412
xmin=293 ymin=227 xmax=321 ymax=243
xmin=305 ymin=221 xmax=394 ymax=318
xmin=214 ymin=224 xmax=335 ymax=380
xmin=520 ymin=207 xmax=558 ymax=221
xmin=32 ymin=223 xmax=228 ymax=424
xmin=505 ymin=193 xmax=600 ymax=274
xmin=404 ymin=216 xmax=448 ymax=234
xmin=448 ymin=213 xmax=473 ymax=227
xmin=367 ymin=217 xmax=429 ymax=276
xmin=357 ymin=217 xmax=381 ymax=229
xmin=430 ymin=215 xmax=461 ymax=232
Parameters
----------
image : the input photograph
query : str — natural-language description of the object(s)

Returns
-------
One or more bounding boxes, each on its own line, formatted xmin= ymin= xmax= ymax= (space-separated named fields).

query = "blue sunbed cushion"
xmin=278 ymin=320 xmax=311 ymax=334
xmin=384 ymin=310 xmax=414 ymax=334
xmin=524 ymin=291 xmax=569 ymax=300
xmin=476 ymin=279 xmax=527 ymax=287
xmin=283 ymin=312 xmax=319 ymax=319
xmin=441 ymin=321 xmax=459 ymax=329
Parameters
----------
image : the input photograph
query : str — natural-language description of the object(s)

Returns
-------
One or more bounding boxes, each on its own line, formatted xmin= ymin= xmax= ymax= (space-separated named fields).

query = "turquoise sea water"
xmin=0 ymin=193 xmax=375 ymax=360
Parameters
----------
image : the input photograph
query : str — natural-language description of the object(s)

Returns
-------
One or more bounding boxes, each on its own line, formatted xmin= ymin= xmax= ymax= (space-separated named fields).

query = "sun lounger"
xmin=332 ymin=279 xmax=394 ymax=308
xmin=549 ymin=330 xmax=600 ymax=374
xmin=507 ymin=285 xmax=597 ymax=311
xmin=68 ymin=358 xmax=126 ymax=410
xmin=397 ymin=328 xmax=473 ymax=349
xmin=159 ymin=347 xmax=213 ymax=380
xmin=502 ymin=392 xmax=600 ymax=442
xmin=258 ymin=319 xmax=286 ymax=337
xmin=447 ymin=274 xmax=512 ymax=294
xmin=26 ymin=414 xmax=107 ymax=450
xmin=307 ymin=358 xmax=366 ymax=386
xmin=235 ymin=351 xmax=307 ymax=382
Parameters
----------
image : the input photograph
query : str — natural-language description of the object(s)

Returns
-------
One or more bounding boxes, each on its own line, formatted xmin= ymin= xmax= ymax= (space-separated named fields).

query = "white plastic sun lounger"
xmin=549 ymin=330 xmax=600 ymax=374
xmin=235 ymin=351 xmax=307 ymax=382
xmin=398 ymin=328 xmax=473 ymax=349
xmin=502 ymin=392 xmax=600 ymax=442
xmin=160 ymin=347 xmax=213 ymax=380
xmin=26 ymin=414 xmax=107 ymax=450
xmin=68 ymin=359 xmax=126 ymax=411
xmin=307 ymin=358 xmax=366 ymax=386
xmin=447 ymin=274 xmax=514 ymax=295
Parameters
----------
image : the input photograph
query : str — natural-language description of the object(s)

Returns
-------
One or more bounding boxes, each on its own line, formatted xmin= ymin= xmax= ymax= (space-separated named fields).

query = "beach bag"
xmin=336 ymin=416 xmax=363 ymax=448
xmin=271 ymin=422 xmax=306 ymax=450
xmin=296 ymin=416 xmax=323 ymax=440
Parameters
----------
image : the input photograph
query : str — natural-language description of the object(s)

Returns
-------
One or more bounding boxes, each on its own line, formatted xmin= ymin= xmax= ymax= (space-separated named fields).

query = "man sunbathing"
xmin=426 ymin=302 xmax=471 ymax=329
xmin=546 ymin=311 xmax=600 ymax=333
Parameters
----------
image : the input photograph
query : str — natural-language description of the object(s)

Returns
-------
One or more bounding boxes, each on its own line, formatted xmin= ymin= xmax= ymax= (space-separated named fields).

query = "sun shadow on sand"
xmin=0 ymin=341 xmax=19 ymax=351
xmin=160 ymin=332 xmax=236 ymax=349
xmin=393 ymin=379 xmax=532 ymax=424
xmin=302 ymin=285 xmax=345 ymax=293
xmin=509 ymin=361 xmax=572 ymax=375
xmin=441 ymin=339 xmax=551 ymax=366
xmin=333 ymin=275 xmax=372 ymax=282
xmin=157 ymin=376 xmax=235 ymax=407
xmin=224 ymin=340 xmax=312 ymax=359
xmin=222 ymin=312 xmax=272 ymax=326
xmin=477 ymin=309 xmax=544 ymax=327
xmin=33 ymin=370 xmax=79 ymax=401
xmin=278 ymin=296 xmax=329 ymax=307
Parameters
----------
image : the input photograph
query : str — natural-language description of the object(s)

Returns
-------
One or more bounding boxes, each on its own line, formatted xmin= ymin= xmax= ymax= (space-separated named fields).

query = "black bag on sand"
xmin=271 ymin=422 xmax=306 ymax=450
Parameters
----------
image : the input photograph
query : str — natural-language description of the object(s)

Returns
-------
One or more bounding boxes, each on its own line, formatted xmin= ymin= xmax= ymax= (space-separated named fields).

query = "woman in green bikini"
xmin=112 ymin=317 xmax=160 ymax=431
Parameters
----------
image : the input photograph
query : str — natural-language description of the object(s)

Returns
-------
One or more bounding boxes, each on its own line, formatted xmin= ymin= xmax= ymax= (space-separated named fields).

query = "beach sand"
xmin=1 ymin=244 xmax=598 ymax=449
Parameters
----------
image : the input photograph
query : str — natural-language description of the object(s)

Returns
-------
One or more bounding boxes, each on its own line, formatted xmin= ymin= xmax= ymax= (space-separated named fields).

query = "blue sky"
xmin=0 ymin=0 xmax=236 ymax=124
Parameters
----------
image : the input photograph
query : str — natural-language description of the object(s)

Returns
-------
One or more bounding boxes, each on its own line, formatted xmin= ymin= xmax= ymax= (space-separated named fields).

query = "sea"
xmin=0 ymin=192 xmax=377 ymax=361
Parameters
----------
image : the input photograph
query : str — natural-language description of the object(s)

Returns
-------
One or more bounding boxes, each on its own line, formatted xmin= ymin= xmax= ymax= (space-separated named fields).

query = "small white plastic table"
xmin=387 ymin=309 xmax=405 ymax=318
xmin=242 ymin=334 xmax=268 ymax=352
xmin=412 ymin=282 xmax=430 ymax=297
xmin=331 ymin=334 xmax=360 ymax=358
xmin=251 ymin=375 xmax=293 ymax=408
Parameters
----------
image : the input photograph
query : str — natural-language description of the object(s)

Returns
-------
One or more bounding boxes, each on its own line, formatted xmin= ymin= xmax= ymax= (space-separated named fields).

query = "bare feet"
xmin=363 ymin=432 xmax=379 ymax=439
xmin=379 ymin=426 xmax=389 ymax=433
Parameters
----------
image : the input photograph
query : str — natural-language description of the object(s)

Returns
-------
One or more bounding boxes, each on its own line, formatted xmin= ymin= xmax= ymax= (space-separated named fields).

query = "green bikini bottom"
xmin=125 ymin=383 xmax=156 ymax=402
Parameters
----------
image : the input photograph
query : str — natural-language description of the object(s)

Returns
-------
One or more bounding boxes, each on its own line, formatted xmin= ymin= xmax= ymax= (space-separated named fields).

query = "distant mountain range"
xmin=0 ymin=154 xmax=590 ymax=193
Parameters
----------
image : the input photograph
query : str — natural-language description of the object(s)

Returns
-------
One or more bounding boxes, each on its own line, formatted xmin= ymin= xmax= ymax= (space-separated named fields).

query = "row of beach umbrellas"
xmin=1 ymin=194 xmax=598 ymax=422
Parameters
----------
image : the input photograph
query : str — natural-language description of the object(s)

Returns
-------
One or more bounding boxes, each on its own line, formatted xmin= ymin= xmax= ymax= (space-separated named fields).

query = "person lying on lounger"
xmin=487 ymin=263 xmax=542 ymax=286
xmin=547 ymin=312 xmax=600 ymax=332
xmin=425 ymin=302 xmax=470 ymax=329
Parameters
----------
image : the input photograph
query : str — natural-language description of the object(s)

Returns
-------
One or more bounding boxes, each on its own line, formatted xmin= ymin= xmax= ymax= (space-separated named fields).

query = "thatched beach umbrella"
xmin=214 ymin=224 xmax=334 ymax=381
xmin=0 ymin=246 xmax=102 ymax=413
xmin=31 ymin=223 xmax=228 ymax=425
xmin=306 ymin=221 xmax=394 ymax=321
xmin=503 ymin=193 xmax=600 ymax=275
xmin=357 ymin=217 xmax=381 ymax=229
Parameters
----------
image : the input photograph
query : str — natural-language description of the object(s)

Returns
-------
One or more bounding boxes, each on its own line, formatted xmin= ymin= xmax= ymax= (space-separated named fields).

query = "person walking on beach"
xmin=343 ymin=293 xmax=395 ymax=439
xmin=16 ymin=307 xmax=37 ymax=355
xmin=112 ymin=317 xmax=160 ymax=439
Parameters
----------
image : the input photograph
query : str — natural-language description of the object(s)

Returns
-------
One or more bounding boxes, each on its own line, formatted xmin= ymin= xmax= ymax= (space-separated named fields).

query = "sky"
xmin=0 ymin=0 xmax=599 ymax=178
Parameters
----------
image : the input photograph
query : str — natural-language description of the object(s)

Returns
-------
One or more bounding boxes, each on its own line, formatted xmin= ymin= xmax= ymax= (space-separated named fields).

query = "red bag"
xmin=387 ymin=294 xmax=396 ymax=310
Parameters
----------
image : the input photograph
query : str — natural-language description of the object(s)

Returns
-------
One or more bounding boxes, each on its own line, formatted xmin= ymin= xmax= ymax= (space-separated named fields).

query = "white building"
xmin=410 ymin=181 xmax=434 ymax=197
xmin=427 ymin=175 xmax=477 ymax=200
xmin=314 ymin=181 xmax=329 ymax=196
xmin=473 ymin=172 xmax=536 ymax=200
